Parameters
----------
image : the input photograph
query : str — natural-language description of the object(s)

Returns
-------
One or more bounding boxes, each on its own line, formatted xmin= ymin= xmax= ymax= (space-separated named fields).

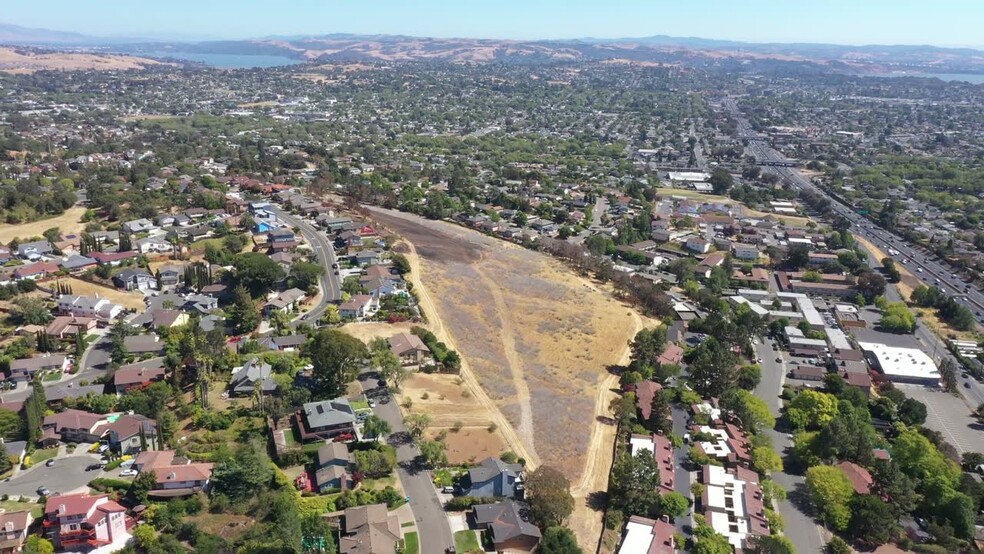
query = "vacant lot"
xmin=341 ymin=321 xmax=419 ymax=343
xmin=369 ymin=208 xmax=641 ymax=477
xmin=61 ymin=278 xmax=145 ymax=310
xmin=0 ymin=207 xmax=88 ymax=244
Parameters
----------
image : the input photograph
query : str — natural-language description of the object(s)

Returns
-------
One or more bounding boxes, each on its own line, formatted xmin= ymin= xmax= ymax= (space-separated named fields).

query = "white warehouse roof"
xmin=858 ymin=342 xmax=940 ymax=382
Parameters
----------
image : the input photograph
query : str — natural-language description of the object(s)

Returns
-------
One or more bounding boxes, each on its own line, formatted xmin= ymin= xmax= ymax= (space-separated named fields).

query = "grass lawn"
xmin=432 ymin=468 xmax=453 ymax=487
xmin=350 ymin=398 xmax=370 ymax=410
xmin=361 ymin=474 xmax=397 ymax=491
xmin=30 ymin=447 xmax=58 ymax=465
xmin=0 ymin=500 xmax=43 ymax=518
xmin=403 ymin=532 xmax=419 ymax=554
xmin=43 ymin=371 xmax=63 ymax=382
xmin=454 ymin=530 xmax=480 ymax=553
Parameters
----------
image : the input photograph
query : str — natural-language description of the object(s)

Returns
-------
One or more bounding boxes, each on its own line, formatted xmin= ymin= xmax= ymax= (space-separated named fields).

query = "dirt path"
xmin=397 ymin=239 xmax=540 ymax=468
xmin=477 ymin=269 xmax=539 ymax=459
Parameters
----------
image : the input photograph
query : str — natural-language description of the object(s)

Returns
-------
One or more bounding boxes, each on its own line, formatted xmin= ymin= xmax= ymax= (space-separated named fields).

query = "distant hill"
xmin=2 ymin=21 xmax=983 ymax=74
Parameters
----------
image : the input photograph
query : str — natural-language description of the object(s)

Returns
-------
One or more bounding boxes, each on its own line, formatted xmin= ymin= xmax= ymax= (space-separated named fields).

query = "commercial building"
xmin=858 ymin=342 xmax=941 ymax=386
xmin=728 ymin=290 xmax=824 ymax=329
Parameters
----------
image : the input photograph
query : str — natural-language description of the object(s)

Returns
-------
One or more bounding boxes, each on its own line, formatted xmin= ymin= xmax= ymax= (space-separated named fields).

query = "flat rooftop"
xmin=858 ymin=342 xmax=940 ymax=381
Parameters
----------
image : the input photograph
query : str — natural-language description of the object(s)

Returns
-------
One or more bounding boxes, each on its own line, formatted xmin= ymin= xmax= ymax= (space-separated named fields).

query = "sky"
xmin=4 ymin=0 xmax=984 ymax=48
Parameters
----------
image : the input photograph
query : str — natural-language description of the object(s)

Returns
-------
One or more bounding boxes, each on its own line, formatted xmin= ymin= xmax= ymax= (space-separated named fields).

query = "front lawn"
xmin=350 ymin=398 xmax=370 ymax=411
xmin=403 ymin=532 xmax=420 ymax=554
xmin=29 ymin=447 xmax=58 ymax=465
xmin=0 ymin=500 xmax=43 ymax=518
xmin=454 ymin=530 xmax=479 ymax=553
xmin=43 ymin=371 xmax=62 ymax=382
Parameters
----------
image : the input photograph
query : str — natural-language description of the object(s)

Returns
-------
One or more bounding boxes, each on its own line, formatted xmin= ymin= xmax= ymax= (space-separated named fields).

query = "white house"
xmin=57 ymin=295 xmax=123 ymax=320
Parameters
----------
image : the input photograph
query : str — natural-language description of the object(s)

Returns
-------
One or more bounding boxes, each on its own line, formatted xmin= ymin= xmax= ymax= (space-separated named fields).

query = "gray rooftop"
xmin=303 ymin=398 xmax=356 ymax=429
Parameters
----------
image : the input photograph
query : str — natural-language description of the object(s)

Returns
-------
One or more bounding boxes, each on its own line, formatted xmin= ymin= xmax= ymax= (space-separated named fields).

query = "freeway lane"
xmin=268 ymin=206 xmax=342 ymax=323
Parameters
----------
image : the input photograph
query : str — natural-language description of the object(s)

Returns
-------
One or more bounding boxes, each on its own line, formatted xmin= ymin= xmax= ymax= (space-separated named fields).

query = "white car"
xmin=119 ymin=469 xmax=138 ymax=477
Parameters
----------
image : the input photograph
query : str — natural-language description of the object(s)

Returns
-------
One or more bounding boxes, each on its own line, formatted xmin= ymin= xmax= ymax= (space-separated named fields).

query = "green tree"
xmin=709 ymin=167 xmax=734 ymax=195
xmin=749 ymin=535 xmax=796 ymax=554
xmin=0 ymin=409 xmax=25 ymax=440
xmin=785 ymin=390 xmax=839 ymax=430
xmin=647 ymin=389 xmax=672 ymax=434
xmin=403 ymin=413 xmax=431 ymax=441
xmin=539 ymin=526 xmax=583 ymax=554
xmin=736 ymin=364 xmax=762 ymax=390
xmin=630 ymin=327 xmax=668 ymax=368
xmin=856 ymin=270 xmax=886 ymax=303
xmin=805 ymin=465 xmax=855 ymax=531
xmin=609 ymin=451 xmax=661 ymax=517
xmin=752 ymin=446 xmax=783 ymax=474
xmin=13 ymin=297 xmax=53 ymax=325
xmin=232 ymin=252 xmax=286 ymax=295
xmin=22 ymin=536 xmax=55 ymax=554
xmin=362 ymin=415 xmax=392 ymax=441
xmin=129 ymin=470 xmax=158 ymax=503
xmin=419 ymin=440 xmax=448 ymax=468
xmin=305 ymin=329 xmax=368 ymax=398
xmin=157 ymin=410 xmax=178 ymax=448
xmin=525 ymin=465 xmax=574 ymax=528
xmin=826 ymin=536 xmax=851 ymax=554
xmin=687 ymin=337 xmax=738 ymax=398
xmin=289 ymin=261 xmax=324 ymax=293
xmin=692 ymin=521 xmax=733 ymax=554
xmin=210 ymin=440 xmax=274 ymax=501
xmin=721 ymin=389 xmax=775 ymax=434
xmin=848 ymin=494 xmax=896 ymax=546
xmin=228 ymin=285 xmax=260 ymax=335
xmin=658 ymin=491 xmax=689 ymax=520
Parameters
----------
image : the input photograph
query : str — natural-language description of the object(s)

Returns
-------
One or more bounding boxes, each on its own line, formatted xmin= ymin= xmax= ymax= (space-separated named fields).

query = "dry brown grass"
xmin=0 ymin=47 xmax=170 ymax=73
xmin=0 ymin=207 xmax=87 ymax=244
xmin=427 ymin=426 xmax=507 ymax=466
xmin=369 ymin=207 xmax=648 ymax=549
xmin=340 ymin=321 xmax=419 ymax=343
xmin=60 ymin=277 xmax=145 ymax=310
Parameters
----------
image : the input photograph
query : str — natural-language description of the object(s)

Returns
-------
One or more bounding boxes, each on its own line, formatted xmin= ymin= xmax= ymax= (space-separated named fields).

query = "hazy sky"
xmin=5 ymin=0 xmax=983 ymax=47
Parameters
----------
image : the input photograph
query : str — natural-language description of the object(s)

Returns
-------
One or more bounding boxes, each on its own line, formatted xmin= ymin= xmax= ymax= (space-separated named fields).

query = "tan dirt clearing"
xmin=368 ymin=207 xmax=647 ymax=549
xmin=0 ymin=206 xmax=88 ymax=244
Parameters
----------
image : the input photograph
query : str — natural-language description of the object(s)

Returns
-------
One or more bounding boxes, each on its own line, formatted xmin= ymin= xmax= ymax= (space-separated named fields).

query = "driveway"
xmin=357 ymin=371 xmax=453 ymax=554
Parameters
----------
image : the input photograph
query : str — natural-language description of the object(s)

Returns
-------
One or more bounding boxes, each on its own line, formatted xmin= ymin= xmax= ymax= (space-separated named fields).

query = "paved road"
xmin=268 ymin=206 xmax=342 ymax=323
xmin=358 ymin=372 xmax=453 ymax=554
xmin=670 ymin=405 xmax=693 ymax=534
xmin=752 ymin=339 xmax=826 ymax=554
xmin=5 ymin=452 xmax=106 ymax=499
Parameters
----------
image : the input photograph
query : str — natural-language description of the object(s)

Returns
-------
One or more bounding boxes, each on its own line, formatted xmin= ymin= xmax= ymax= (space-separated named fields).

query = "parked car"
xmin=442 ymin=486 xmax=455 ymax=494
xmin=85 ymin=463 xmax=104 ymax=472
xmin=119 ymin=469 xmax=138 ymax=477
xmin=45 ymin=459 xmax=55 ymax=467
xmin=37 ymin=486 xmax=50 ymax=496
xmin=368 ymin=399 xmax=376 ymax=408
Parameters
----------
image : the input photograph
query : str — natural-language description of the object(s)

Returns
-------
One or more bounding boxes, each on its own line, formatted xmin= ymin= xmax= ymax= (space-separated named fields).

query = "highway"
xmin=268 ymin=206 xmax=343 ymax=323
xmin=725 ymin=97 xmax=984 ymax=325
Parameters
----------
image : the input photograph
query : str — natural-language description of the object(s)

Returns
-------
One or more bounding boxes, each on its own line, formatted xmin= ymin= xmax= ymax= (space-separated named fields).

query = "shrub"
xmin=444 ymin=496 xmax=497 ymax=511
xmin=88 ymin=478 xmax=133 ymax=492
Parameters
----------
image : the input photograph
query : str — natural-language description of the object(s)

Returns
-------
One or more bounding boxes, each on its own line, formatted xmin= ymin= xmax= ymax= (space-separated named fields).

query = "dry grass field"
xmin=60 ymin=278 xmax=145 ymax=310
xmin=0 ymin=47 xmax=169 ymax=74
xmin=369 ymin=207 xmax=649 ymax=548
xmin=0 ymin=207 xmax=88 ymax=244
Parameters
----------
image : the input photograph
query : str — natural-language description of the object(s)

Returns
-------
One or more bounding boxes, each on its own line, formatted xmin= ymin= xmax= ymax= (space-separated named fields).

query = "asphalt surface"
xmin=268 ymin=206 xmax=342 ymax=323
xmin=669 ymin=405 xmax=693 ymax=535
xmin=5 ymin=452 xmax=108 ymax=499
xmin=358 ymin=371 xmax=453 ymax=554
xmin=1 ymin=334 xmax=112 ymax=403
xmin=751 ymin=340 xmax=825 ymax=554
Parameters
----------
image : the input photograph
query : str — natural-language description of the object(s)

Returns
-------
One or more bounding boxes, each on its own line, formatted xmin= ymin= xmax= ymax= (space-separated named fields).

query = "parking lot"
xmin=896 ymin=384 xmax=982 ymax=455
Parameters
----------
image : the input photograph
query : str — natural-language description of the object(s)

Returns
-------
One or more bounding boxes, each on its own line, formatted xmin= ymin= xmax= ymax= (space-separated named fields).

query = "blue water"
xmin=151 ymin=52 xmax=302 ymax=69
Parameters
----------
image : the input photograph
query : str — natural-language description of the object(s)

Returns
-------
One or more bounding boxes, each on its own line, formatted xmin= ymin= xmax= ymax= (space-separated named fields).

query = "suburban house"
xmin=633 ymin=381 xmax=663 ymax=422
xmin=42 ymin=493 xmax=128 ymax=550
xmin=388 ymin=333 xmax=431 ymax=366
xmin=13 ymin=261 xmax=59 ymax=281
xmin=463 ymin=457 xmax=524 ymax=498
xmin=314 ymin=443 xmax=354 ymax=492
xmin=122 ymin=335 xmax=166 ymax=357
xmin=135 ymin=236 xmax=173 ymax=255
xmin=8 ymin=355 xmax=69 ymax=382
xmin=339 ymin=504 xmax=401 ymax=554
xmin=90 ymin=251 xmax=139 ymax=267
xmin=259 ymin=334 xmax=307 ymax=352
xmin=133 ymin=450 xmax=214 ymax=498
xmin=149 ymin=309 xmax=189 ymax=330
xmin=471 ymin=501 xmax=542 ymax=553
xmin=353 ymin=250 xmax=383 ymax=266
xmin=41 ymin=409 xmax=106 ymax=446
xmin=45 ymin=316 xmax=97 ymax=340
xmin=836 ymin=461 xmax=873 ymax=494
xmin=156 ymin=266 xmax=183 ymax=288
xmin=700 ymin=464 xmax=770 ymax=550
xmin=685 ymin=236 xmax=711 ymax=254
xmin=339 ymin=295 xmax=378 ymax=320
xmin=113 ymin=363 xmax=166 ymax=392
xmin=114 ymin=268 xmax=157 ymax=291
xmin=629 ymin=434 xmax=675 ymax=494
xmin=296 ymin=398 xmax=357 ymax=442
xmin=58 ymin=254 xmax=98 ymax=273
xmin=123 ymin=218 xmax=157 ymax=233
xmin=57 ymin=295 xmax=122 ymax=320
xmin=263 ymin=288 xmax=306 ymax=316
xmin=16 ymin=240 xmax=54 ymax=261
xmin=228 ymin=359 xmax=279 ymax=397
xmin=0 ymin=510 xmax=32 ymax=554
xmin=103 ymin=414 xmax=157 ymax=454
xmin=617 ymin=515 xmax=676 ymax=554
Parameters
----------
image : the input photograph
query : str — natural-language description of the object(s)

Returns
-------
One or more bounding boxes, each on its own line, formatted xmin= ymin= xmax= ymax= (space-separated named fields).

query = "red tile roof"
xmin=634 ymin=381 xmax=663 ymax=421
xmin=836 ymin=461 xmax=873 ymax=494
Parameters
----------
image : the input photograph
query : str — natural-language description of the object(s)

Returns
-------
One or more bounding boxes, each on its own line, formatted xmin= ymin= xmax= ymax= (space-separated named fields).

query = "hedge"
xmin=444 ymin=496 xmax=497 ymax=511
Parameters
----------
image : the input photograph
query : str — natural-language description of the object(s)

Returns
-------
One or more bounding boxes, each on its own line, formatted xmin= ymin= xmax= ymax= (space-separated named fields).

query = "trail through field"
xmin=397 ymin=238 xmax=539 ymax=467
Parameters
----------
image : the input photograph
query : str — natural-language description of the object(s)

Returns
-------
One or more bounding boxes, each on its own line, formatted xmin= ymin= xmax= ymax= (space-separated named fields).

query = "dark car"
xmin=85 ymin=463 xmax=104 ymax=472
xmin=45 ymin=459 xmax=55 ymax=467
xmin=964 ymin=382 xmax=971 ymax=389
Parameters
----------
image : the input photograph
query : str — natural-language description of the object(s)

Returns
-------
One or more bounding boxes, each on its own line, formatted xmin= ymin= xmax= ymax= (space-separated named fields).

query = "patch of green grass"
xmin=362 ymin=474 xmax=396 ymax=490
xmin=0 ymin=500 xmax=43 ymax=519
xmin=43 ymin=371 xmax=63 ymax=382
xmin=454 ymin=530 xmax=480 ymax=553
xmin=189 ymin=238 xmax=224 ymax=251
xmin=403 ymin=532 xmax=419 ymax=554
xmin=433 ymin=468 xmax=453 ymax=487
xmin=30 ymin=447 xmax=58 ymax=464
xmin=350 ymin=399 xmax=370 ymax=410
